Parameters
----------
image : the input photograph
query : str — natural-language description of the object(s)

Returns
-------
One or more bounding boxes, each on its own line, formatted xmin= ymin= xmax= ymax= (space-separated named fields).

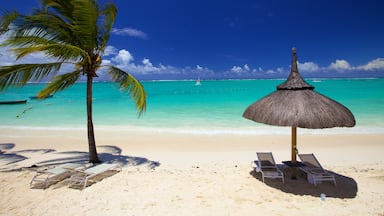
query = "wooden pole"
xmin=291 ymin=127 xmax=297 ymax=179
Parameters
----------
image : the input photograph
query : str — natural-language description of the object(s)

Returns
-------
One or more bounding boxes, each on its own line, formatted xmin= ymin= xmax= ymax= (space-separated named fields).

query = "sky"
xmin=1 ymin=0 xmax=384 ymax=80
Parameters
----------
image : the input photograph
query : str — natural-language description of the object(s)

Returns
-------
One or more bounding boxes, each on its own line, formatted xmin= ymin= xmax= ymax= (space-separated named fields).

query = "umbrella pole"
xmin=291 ymin=127 xmax=297 ymax=179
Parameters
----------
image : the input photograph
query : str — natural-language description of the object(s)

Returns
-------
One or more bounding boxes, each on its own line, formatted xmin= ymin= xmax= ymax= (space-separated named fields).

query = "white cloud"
xmin=231 ymin=66 xmax=243 ymax=73
xmin=297 ymin=61 xmax=320 ymax=72
xmin=111 ymin=27 xmax=148 ymax=39
xmin=357 ymin=58 xmax=384 ymax=70
xmin=111 ymin=49 xmax=134 ymax=65
xmin=0 ymin=46 xmax=59 ymax=66
xmin=1 ymin=33 xmax=383 ymax=80
xmin=230 ymin=64 xmax=250 ymax=73
xmin=142 ymin=58 xmax=152 ymax=66
xmin=195 ymin=65 xmax=214 ymax=75
xmin=102 ymin=59 xmax=112 ymax=65
xmin=329 ymin=59 xmax=351 ymax=70
xmin=0 ymin=49 xmax=16 ymax=66
xmin=266 ymin=69 xmax=277 ymax=74
xmin=276 ymin=67 xmax=284 ymax=73
xmin=104 ymin=46 xmax=118 ymax=56
xmin=140 ymin=58 xmax=161 ymax=73
xmin=244 ymin=64 xmax=250 ymax=71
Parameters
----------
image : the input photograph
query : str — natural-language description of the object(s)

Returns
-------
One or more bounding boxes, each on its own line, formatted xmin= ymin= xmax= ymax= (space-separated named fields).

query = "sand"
xmin=0 ymin=127 xmax=383 ymax=215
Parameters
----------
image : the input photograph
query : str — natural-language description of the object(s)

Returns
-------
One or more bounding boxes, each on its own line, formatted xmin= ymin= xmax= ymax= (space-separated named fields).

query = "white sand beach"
xmin=1 ymin=128 xmax=383 ymax=215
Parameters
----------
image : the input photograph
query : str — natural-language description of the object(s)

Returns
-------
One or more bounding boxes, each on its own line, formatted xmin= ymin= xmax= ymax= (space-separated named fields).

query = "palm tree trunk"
xmin=86 ymin=74 xmax=100 ymax=163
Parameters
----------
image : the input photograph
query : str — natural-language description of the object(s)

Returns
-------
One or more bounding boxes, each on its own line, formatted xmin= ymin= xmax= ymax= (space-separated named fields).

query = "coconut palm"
xmin=0 ymin=0 xmax=146 ymax=163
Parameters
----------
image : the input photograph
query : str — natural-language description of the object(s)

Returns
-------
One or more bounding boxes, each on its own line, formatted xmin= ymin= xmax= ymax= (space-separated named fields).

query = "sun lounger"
xmin=30 ymin=163 xmax=84 ymax=189
xmin=252 ymin=152 xmax=284 ymax=183
xmin=69 ymin=163 xmax=121 ymax=189
xmin=298 ymin=153 xmax=336 ymax=186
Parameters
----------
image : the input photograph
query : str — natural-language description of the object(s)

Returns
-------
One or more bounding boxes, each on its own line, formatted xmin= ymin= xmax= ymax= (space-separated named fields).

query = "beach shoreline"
xmin=1 ymin=128 xmax=383 ymax=215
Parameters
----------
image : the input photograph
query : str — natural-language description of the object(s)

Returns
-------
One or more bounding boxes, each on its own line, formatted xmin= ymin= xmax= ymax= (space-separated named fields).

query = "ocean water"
xmin=0 ymin=78 xmax=383 ymax=134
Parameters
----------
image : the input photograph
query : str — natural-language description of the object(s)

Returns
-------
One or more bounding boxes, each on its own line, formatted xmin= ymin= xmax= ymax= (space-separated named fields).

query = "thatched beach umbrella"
xmin=243 ymin=48 xmax=355 ymax=178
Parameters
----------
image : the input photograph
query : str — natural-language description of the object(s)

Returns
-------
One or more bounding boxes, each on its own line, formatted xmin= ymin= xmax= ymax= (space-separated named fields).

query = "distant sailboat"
xmin=195 ymin=78 xmax=201 ymax=86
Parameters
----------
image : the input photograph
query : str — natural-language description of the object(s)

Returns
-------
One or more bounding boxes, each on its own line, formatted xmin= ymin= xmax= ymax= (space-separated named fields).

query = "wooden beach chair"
xmin=252 ymin=152 xmax=284 ymax=183
xmin=298 ymin=153 xmax=336 ymax=186
xmin=69 ymin=163 xmax=121 ymax=189
xmin=30 ymin=163 xmax=84 ymax=189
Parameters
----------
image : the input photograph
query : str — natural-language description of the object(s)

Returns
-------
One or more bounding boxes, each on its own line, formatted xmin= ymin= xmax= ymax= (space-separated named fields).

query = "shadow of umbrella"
xmin=250 ymin=169 xmax=358 ymax=198
xmin=243 ymin=48 xmax=355 ymax=179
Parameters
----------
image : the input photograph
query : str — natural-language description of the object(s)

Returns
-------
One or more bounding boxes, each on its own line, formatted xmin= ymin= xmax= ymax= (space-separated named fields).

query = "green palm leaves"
xmin=0 ymin=0 xmax=146 ymax=162
xmin=0 ymin=0 xmax=146 ymax=110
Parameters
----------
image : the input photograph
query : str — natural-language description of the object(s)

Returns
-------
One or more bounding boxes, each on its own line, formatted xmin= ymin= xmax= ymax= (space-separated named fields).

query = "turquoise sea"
xmin=0 ymin=79 xmax=383 ymax=134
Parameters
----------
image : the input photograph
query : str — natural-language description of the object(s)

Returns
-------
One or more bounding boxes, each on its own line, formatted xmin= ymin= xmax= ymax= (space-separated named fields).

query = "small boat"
xmin=29 ymin=95 xmax=53 ymax=99
xmin=195 ymin=78 xmax=201 ymax=86
xmin=0 ymin=99 xmax=28 ymax=105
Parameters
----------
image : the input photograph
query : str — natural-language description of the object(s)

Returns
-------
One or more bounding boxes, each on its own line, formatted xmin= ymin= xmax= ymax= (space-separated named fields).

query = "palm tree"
xmin=0 ymin=0 xmax=146 ymax=163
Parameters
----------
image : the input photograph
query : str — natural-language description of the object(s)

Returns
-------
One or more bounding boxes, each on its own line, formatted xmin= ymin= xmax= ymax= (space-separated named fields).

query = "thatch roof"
xmin=243 ymin=48 xmax=355 ymax=129
xmin=277 ymin=48 xmax=314 ymax=90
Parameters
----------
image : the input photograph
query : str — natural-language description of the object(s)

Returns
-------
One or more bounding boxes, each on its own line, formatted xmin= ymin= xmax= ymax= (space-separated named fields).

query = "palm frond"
xmin=41 ymin=0 xmax=75 ymax=22
xmin=11 ymin=43 xmax=88 ymax=63
xmin=0 ymin=10 xmax=18 ymax=34
xmin=108 ymin=66 xmax=146 ymax=116
xmin=23 ymin=13 xmax=74 ymax=42
xmin=0 ymin=63 xmax=62 ymax=91
xmin=38 ymin=69 xmax=81 ymax=98
xmin=1 ymin=35 xmax=52 ymax=47
xmin=71 ymin=0 xmax=98 ymax=51
xmin=98 ymin=3 xmax=117 ymax=53
xmin=8 ymin=13 xmax=74 ymax=46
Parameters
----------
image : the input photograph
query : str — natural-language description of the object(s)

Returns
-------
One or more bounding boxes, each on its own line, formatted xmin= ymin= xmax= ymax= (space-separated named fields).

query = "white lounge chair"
xmin=298 ymin=153 xmax=336 ymax=186
xmin=30 ymin=163 xmax=84 ymax=189
xmin=69 ymin=163 xmax=121 ymax=189
xmin=252 ymin=152 xmax=284 ymax=183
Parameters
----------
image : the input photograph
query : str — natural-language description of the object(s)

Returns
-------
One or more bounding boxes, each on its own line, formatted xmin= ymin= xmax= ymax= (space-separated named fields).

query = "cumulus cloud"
xmin=104 ymin=45 xmax=118 ymax=57
xmin=230 ymin=64 xmax=250 ymax=73
xmin=102 ymin=59 xmax=112 ymax=65
xmin=111 ymin=27 xmax=148 ymax=39
xmin=109 ymin=53 xmax=176 ymax=75
xmin=266 ymin=69 xmax=277 ymax=74
xmin=111 ymin=49 xmax=134 ymax=65
xmin=230 ymin=66 xmax=243 ymax=73
xmin=329 ymin=59 xmax=351 ymax=70
xmin=244 ymin=64 xmax=250 ymax=71
xmin=142 ymin=58 xmax=152 ymax=66
xmin=357 ymin=58 xmax=384 ymax=70
xmin=139 ymin=58 xmax=161 ymax=73
xmin=297 ymin=61 xmax=320 ymax=72
xmin=195 ymin=65 xmax=214 ymax=74
xmin=0 ymin=45 xmax=59 ymax=66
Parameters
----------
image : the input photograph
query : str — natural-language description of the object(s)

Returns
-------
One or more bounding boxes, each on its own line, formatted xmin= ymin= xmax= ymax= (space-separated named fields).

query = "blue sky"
xmin=1 ymin=0 xmax=384 ymax=80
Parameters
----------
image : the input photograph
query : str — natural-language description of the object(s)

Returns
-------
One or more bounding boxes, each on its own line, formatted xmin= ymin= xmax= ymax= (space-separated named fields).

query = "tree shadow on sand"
xmin=0 ymin=146 xmax=62 ymax=170
xmin=38 ymin=151 xmax=160 ymax=170
xmin=0 ymin=143 xmax=25 ymax=166
xmin=250 ymin=167 xmax=358 ymax=199
xmin=0 ymin=152 xmax=28 ymax=166
xmin=0 ymin=144 xmax=52 ymax=167
xmin=0 ymin=143 xmax=16 ymax=151
xmin=0 ymin=144 xmax=160 ymax=172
